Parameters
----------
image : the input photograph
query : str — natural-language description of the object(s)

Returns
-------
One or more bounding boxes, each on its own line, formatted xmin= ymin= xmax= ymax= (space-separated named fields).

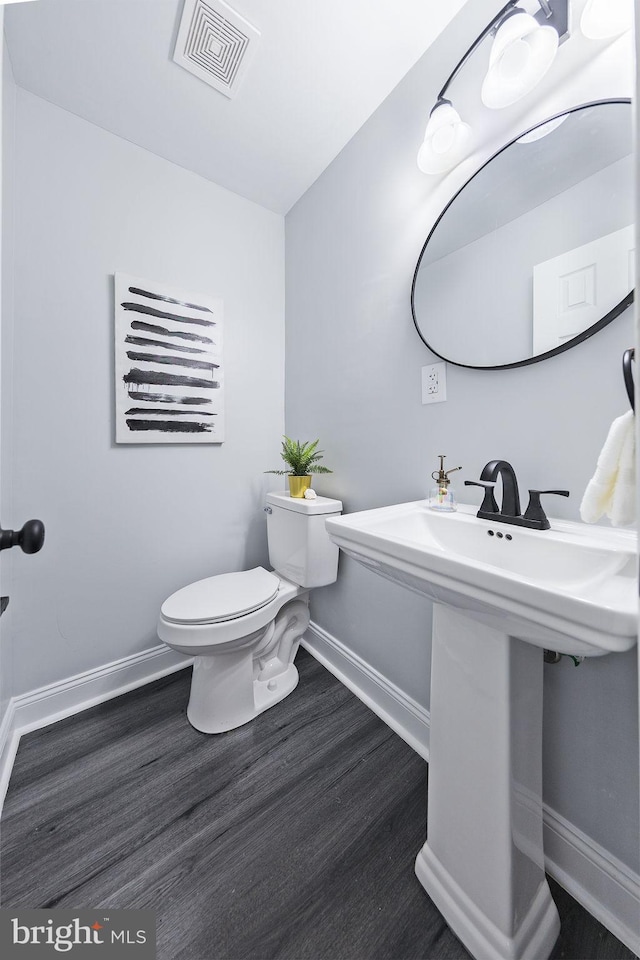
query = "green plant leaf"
xmin=264 ymin=435 xmax=333 ymax=475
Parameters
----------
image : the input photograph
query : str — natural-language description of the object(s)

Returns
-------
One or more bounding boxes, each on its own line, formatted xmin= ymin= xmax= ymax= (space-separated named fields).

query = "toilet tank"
xmin=265 ymin=491 xmax=343 ymax=588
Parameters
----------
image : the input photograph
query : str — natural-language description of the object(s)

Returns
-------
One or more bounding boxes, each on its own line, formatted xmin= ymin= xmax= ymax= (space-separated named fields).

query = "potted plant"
xmin=266 ymin=436 xmax=333 ymax=498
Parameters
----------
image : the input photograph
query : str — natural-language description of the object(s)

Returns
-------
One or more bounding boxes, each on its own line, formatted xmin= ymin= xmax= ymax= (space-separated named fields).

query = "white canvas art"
xmin=114 ymin=274 xmax=224 ymax=444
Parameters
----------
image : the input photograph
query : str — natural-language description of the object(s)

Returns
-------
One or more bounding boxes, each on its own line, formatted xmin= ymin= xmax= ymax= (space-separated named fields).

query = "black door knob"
xmin=0 ymin=519 xmax=45 ymax=554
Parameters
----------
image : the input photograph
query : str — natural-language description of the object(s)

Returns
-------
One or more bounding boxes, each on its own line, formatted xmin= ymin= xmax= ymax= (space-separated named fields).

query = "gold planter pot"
xmin=288 ymin=476 xmax=312 ymax=498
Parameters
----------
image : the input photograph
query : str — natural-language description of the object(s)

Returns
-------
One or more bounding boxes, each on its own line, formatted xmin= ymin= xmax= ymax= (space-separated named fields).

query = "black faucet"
xmin=465 ymin=460 xmax=569 ymax=530
xmin=482 ymin=460 xmax=521 ymax=516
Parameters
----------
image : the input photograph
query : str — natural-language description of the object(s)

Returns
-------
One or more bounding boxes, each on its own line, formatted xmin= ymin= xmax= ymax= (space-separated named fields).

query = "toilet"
xmin=158 ymin=491 xmax=342 ymax=733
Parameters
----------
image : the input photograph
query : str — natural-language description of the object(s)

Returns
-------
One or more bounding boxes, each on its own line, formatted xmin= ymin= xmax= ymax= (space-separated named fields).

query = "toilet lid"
xmin=161 ymin=567 xmax=280 ymax=625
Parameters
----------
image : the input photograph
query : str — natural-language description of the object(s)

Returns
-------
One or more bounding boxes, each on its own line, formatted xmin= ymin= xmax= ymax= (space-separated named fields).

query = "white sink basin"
xmin=326 ymin=501 xmax=637 ymax=656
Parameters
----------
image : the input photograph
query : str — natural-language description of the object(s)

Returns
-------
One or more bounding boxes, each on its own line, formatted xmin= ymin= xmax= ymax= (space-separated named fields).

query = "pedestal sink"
xmin=325 ymin=502 xmax=637 ymax=960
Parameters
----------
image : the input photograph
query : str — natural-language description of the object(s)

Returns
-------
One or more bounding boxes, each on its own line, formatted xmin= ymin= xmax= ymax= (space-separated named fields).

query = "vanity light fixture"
xmin=580 ymin=0 xmax=633 ymax=40
xmin=417 ymin=0 xmax=569 ymax=175
xmin=481 ymin=7 xmax=559 ymax=109
xmin=417 ymin=100 xmax=473 ymax=175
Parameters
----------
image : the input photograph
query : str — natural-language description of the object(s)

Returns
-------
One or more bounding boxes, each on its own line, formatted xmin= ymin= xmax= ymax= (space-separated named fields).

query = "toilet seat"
xmin=160 ymin=567 xmax=280 ymax=625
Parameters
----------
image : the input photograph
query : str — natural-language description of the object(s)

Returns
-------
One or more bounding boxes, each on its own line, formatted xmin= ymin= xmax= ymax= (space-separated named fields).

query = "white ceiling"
xmin=4 ymin=0 xmax=469 ymax=214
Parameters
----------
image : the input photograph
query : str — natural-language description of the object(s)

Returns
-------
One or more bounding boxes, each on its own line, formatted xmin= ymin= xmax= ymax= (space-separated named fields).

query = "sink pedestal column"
xmin=415 ymin=605 xmax=560 ymax=960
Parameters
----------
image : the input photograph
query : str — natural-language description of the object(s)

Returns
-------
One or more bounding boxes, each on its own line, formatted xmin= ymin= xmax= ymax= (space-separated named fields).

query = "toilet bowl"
xmin=158 ymin=492 xmax=342 ymax=733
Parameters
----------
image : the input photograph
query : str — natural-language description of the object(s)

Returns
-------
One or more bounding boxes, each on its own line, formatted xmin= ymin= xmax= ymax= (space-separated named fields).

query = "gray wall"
xmin=3 ymin=88 xmax=285 ymax=697
xmin=285 ymin=0 xmax=639 ymax=870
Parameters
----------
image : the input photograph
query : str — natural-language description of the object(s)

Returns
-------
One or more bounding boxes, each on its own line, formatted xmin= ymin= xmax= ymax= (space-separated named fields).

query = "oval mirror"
xmin=411 ymin=100 xmax=634 ymax=369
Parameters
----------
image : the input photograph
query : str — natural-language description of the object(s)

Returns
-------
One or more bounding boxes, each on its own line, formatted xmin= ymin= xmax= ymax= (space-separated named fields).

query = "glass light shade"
xmin=417 ymin=101 xmax=473 ymax=175
xmin=581 ymin=0 xmax=633 ymax=40
xmin=481 ymin=11 xmax=559 ymax=110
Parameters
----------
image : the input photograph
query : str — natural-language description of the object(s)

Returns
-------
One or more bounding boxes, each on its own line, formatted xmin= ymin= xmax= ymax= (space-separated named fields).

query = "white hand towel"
xmin=580 ymin=410 xmax=636 ymax=526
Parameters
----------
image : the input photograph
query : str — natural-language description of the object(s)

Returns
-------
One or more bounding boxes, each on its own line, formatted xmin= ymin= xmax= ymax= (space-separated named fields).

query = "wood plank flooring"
xmin=1 ymin=650 xmax=636 ymax=960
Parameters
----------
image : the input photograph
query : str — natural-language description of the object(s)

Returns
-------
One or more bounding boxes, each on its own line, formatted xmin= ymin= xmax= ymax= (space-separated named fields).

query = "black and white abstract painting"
xmin=115 ymin=273 xmax=224 ymax=444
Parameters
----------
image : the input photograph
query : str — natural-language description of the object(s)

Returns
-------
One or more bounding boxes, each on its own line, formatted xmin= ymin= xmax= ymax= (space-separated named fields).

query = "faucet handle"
xmin=523 ymin=489 xmax=570 ymax=530
xmin=464 ymin=480 xmax=499 ymax=515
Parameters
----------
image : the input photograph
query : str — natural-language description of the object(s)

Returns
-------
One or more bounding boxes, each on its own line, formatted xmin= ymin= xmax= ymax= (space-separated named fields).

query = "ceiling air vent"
xmin=173 ymin=0 xmax=260 ymax=99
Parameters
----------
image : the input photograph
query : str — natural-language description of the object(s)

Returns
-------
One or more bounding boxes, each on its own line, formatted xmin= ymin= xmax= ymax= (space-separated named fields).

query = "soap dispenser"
xmin=429 ymin=455 xmax=462 ymax=512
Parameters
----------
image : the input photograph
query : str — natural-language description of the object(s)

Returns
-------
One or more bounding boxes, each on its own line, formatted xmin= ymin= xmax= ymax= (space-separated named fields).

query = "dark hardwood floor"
xmin=1 ymin=650 xmax=636 ymax=960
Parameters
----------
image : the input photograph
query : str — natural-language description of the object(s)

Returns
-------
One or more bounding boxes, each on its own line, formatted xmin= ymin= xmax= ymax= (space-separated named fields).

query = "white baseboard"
xmin=0 ymin=699 xmax=20 ymax=818
xmin=302 ymin=620 xmax=430 ymax=760
xmin=302 ymin=620 xmax=640 ymax=957
xmin=543 ymin=805 xmax=640 ymax=956
xmin=0 ymin=644 xmax=192 ymax=812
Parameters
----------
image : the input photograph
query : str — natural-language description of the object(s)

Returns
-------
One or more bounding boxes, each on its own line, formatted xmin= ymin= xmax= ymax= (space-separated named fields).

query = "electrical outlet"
xmin=422 ymin=362 xmax=447 ymax=404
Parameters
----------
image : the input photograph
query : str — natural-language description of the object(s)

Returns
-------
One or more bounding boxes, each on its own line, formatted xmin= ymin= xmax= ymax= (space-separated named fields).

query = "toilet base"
xmin=185 ymin=597 xmax=310 ymax=734
xmin=187 ymin=656 xmax=300 ymax=734
xmin=253 ymin=661 xmax=300 ymax=716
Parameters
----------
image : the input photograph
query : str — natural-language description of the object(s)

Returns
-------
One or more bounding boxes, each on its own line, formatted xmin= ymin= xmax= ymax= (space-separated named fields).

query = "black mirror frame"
xmin=411 ymin=99 xmax=634 ymax=371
